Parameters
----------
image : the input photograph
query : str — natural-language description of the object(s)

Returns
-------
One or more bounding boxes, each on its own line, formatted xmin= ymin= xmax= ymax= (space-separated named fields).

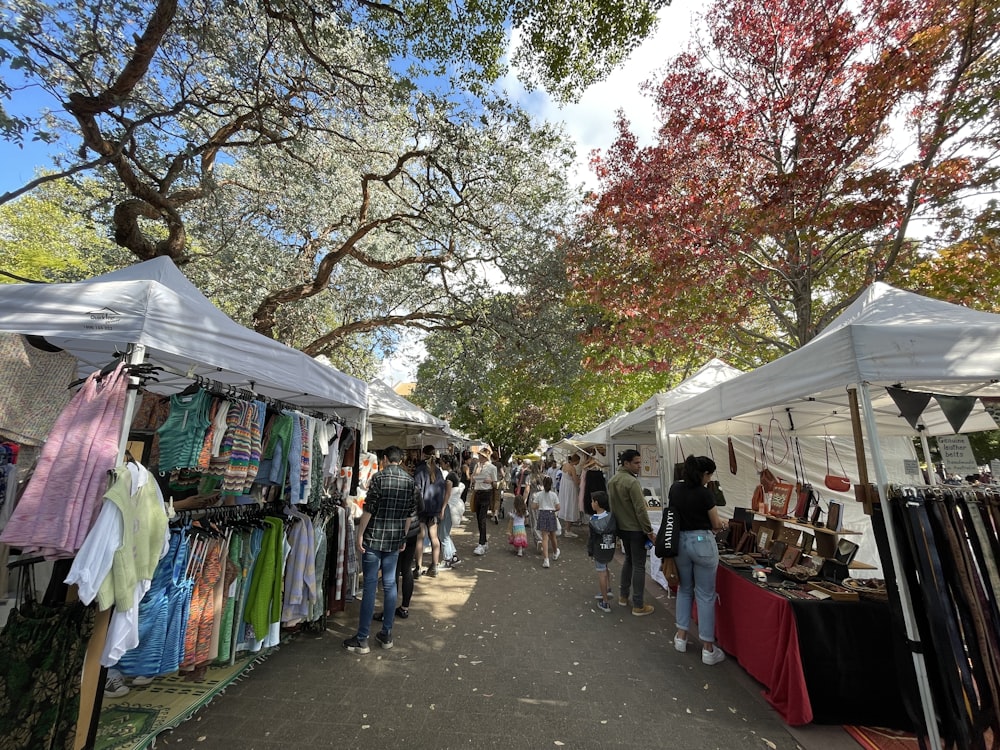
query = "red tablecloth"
xmin=714 ymin=565 xmax=813 ymax=725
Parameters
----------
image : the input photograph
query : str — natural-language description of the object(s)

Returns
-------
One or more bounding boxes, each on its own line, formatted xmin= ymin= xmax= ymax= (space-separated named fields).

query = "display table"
xmin=714 ymin=564 xmax=913 ymax=728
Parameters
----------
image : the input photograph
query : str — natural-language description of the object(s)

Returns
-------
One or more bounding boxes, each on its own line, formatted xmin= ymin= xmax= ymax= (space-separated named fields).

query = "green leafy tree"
xmin=0 ymin=176 xmax=128 ymax=282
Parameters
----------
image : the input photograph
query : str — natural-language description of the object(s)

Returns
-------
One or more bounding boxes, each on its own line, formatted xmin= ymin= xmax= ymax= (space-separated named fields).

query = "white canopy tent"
xmin=610 ymin=359 xmax=744 ymax=443
xmin=608 ymin=357 xmax=915 ymax=571
xmin=662 ymin=283 xmax=1000 ymax=438
xmin=0 ymin=257 xmax=368 ymax=417
xmin=364 ymin=378 xmax=452 ymax=451
xmin=656 ymin=283 xmax=1000 ymax=749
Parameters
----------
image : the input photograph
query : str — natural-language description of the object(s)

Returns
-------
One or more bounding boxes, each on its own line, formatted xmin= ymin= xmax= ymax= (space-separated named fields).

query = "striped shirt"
xmin=363 ymin=465 xmax=419 ymax=551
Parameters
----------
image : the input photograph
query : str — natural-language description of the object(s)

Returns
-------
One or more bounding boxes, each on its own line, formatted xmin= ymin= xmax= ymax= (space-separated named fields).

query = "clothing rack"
xmin=154 ymin=364 xmax=345 ymax=424
xmin=169 ymin=503 xmax=268 ymax=528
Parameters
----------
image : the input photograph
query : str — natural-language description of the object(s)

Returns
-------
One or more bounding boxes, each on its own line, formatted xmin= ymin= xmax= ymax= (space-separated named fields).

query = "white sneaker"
xmin=517 ymin=549 xmax=523 ymax=556
xmin=702 ymin=646 xmax=726 ymax=666
xmin=552 ymin=548 xmax=560 ymax=561
xmin=674 ymin=637 xmax=688 ymax=653
xmin=542 ymin=558 xmax=550 ymax=568
xmin=473 ymin=544 xmax=485 ymax=556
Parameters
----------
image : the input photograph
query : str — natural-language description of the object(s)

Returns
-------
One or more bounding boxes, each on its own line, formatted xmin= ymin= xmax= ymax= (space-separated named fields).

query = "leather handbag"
xmin=660 ymin=557 xmax=680 ymax=587
xmin=824 ymin=437 xmax=851 ymax=492
xmin=708 ymin=480 xmax=727 ymax=507
xmin=655 ymin=507 xmax=679 ymax=558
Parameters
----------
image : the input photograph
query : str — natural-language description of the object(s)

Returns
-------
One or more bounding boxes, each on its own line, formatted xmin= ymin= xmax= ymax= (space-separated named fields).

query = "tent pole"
xmin=918 ymin=430 xmax=937 ymax=486
xmin=655 ymin=410 xmax=671 ymax=502
xmin=116 ymin=344 xmax=146 ymax=462
xmin=858 ymin=383 xmax=942 ymax=750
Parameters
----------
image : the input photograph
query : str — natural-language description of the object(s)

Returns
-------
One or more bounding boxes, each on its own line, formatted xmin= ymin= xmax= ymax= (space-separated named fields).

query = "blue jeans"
xmin=439 ymin=507 xmax=456 ymax=561
xmin=674 ymin=530 xmax=720 ymax=645
xmin=357 ymin=547 xmax=400 ymax=640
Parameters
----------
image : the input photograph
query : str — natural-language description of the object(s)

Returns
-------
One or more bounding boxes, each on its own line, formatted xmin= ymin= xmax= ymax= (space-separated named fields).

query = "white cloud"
xmin=503 ymin=2 xmax=696 ymax=191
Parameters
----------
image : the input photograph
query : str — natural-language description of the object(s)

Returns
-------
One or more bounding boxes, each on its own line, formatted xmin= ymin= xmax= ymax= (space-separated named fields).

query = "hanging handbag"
xmin=824 ymin=436 xmax=851 ymax=492
xmin=672 ymin=438 xmax=687 ymax=482
xmin=706 ymin=438 xmax=726 ymax=506
xmin=791 ymin=437 xmax=811 ymax=519
xmin=654 ymin=507 xmax=679 ymax=558
xmin=660 ymin=556 xmax=680 ymax=588
xmin=753 ymin=426 xmax=777 ymax=492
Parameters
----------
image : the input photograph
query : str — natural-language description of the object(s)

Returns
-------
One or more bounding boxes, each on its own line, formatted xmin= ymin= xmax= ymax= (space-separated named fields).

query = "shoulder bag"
xmin=655 ymin=506 xmax=679 ymax=558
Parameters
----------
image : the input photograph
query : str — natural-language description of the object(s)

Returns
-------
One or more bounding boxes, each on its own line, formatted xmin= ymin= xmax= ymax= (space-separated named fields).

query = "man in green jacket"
xmin=608 ymin=449 xmax=656 ymax=616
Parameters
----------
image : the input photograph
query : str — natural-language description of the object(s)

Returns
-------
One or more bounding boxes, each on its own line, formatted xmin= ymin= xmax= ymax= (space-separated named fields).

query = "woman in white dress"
xmin=557 ymin=454 xmax=581 ymax=530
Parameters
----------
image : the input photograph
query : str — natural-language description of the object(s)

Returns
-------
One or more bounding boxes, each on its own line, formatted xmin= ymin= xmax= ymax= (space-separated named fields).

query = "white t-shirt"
xmin=473 ymin=460 xmax=498 ymax=490
xmin=533 ymin=489 xmax=559 ymax=511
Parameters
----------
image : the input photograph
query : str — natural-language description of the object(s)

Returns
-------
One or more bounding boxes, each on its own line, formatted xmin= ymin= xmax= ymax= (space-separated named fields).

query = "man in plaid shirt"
xmin=343 ymin=445 xmax=419 ymax=654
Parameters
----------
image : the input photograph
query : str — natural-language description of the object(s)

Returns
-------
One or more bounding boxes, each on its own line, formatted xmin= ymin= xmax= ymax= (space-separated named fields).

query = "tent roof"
xmin=610 ymin=358 xmax=743 ymax=440
xmin=367 ymin=378 xmax=447 ymax=430
xmin=0 ymin=258 xmax=368 ymax=415
xmin=570 ymin=411 xmax=629 ymax=447
xmin=662 ymin=283 xmax=1000 ymax=437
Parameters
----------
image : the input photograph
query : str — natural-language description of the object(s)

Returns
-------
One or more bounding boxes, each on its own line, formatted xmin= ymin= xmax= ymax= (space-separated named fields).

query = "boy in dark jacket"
xmin=587 ymin=491 xmax=617 ymax=613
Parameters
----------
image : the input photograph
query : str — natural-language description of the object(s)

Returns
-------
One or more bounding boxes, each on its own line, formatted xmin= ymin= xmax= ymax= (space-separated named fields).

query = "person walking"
xmin=507 ymin=495 xmax=529 ymax=557
xmin=587 ymin=491 xmax=617 ymax=612
xmin=532 ymin=475 xmax=560 ymax=568
xmin=471 ymin=447 xmax=497 ymax=555
xmin=375 ymin=490 xmax=420 ymax=623
xmin=608 ymin=449 xmax=656 ymax=616
xmin=670 ymin=454 xmax=728 ymax=665
xmin=413 ymin=445 xmax=446 ymax=577
xmin=438 ymin=454 xmax=461 ymax=568
xmin=343 ymin=445 xmax=417 ymax=654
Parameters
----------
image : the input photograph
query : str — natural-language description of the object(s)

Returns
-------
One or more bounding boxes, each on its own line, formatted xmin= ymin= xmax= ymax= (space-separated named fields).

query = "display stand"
xmin=752 ymin=513 xmax=875 ymax=569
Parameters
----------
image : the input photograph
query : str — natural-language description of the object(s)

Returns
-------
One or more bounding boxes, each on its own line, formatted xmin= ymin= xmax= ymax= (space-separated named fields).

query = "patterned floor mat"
xmin=96 ymin=654 xmax=264 ymax=750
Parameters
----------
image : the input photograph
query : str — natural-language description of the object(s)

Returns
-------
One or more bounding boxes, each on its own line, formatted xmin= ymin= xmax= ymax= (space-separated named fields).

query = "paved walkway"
xmin=157 ymin=522 xmax=861 ymax=750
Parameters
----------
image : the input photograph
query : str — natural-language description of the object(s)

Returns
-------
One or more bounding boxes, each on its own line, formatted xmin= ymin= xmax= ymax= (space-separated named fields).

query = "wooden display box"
xmin=807 ymin=581 xmax=860 ymax=602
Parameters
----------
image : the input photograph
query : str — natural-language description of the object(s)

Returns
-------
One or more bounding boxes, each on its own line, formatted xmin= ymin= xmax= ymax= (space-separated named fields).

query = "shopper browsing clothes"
xmin=607 ymin=449 xmax=656 ymax=616
xmin=471 ymin=447 xmax=497 ymax=555
xmin=669 ymin=454 xmax=728 ymax=665
xmin=343 ymin=445 xmax=417 ymax=654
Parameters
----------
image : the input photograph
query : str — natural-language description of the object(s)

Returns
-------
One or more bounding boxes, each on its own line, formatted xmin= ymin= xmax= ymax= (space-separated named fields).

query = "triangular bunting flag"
xmin=980 ymin=397 xmax=1000 ymax=428
xmin=934 ymin=394 xmax=978 ymax=433
xmin=887 ymin=386 xmax=932 ymax=430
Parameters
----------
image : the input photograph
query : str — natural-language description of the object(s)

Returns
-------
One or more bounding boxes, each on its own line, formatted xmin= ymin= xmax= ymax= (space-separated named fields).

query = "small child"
xmin=508 ymin=495 xmax=529 ymax=556
xmin=587 ymin=491 xmax=617 ymax=613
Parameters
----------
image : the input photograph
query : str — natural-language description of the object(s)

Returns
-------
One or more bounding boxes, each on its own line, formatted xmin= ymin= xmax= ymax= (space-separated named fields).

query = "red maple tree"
xmin=571 ymin=0 xmax=1000 ymax=372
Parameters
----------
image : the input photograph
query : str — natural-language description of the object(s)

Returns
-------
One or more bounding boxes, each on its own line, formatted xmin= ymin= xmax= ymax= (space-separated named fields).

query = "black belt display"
xmin=881 ymin=487 xmax=1000 ymax=749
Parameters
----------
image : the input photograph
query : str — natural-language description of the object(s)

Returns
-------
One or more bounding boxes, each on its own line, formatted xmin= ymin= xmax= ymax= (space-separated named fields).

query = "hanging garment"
xmin=280 ymin=508 xmax=317 ymax=625
xmin=180 ymin=535 xmax=224 ymax=670
xmin=156 ymin=388 xmax=212 ymax=472
xmin=117 ymin=529 xmax=186 ymax=677
xmin=0 ymin=364 xmax=129 ymax=558
xmin=0 ymin=590 xmax=96 ymax=750
xmin=244 ymin=518 xmax=285 ymax=641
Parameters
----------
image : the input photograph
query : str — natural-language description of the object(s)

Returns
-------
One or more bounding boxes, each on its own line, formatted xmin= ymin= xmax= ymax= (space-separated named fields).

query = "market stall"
xmin=0 ymin=258 xmax=369 ymax=750
xmin=658 ymin=283 xmax=1000 ymax=748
